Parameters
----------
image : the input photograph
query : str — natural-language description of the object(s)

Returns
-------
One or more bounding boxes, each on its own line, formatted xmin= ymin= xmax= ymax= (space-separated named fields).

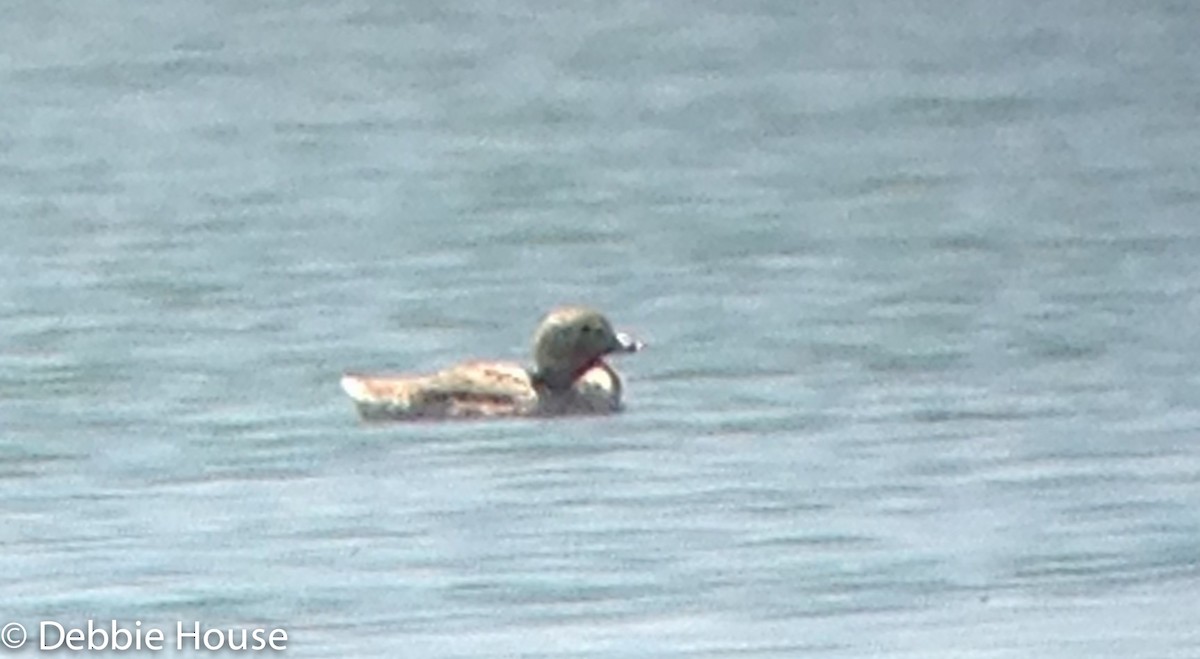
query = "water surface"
xmin=2 ymin=1 xmax=1198 ymax=656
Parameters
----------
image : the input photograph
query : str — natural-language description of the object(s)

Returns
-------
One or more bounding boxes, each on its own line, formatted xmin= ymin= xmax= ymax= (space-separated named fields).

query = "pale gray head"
xmin=530 ymin=307 xmax=642 ymax=392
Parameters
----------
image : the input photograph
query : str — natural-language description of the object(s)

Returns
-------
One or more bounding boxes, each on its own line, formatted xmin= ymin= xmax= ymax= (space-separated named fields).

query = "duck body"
xmin=340 ymin=361 xmax=623 ymax=420
xmin=341 ymin=307 xmax=641 ymax=421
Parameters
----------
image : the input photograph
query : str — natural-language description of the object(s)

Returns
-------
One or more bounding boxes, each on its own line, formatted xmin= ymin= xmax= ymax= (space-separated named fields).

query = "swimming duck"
xmin=340 ymin=307 xmax=642 ymax=420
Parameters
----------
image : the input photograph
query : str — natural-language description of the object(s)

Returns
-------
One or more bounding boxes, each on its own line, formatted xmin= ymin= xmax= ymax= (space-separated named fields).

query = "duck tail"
xmin=340 ymin=374 xmax=373 ymax=401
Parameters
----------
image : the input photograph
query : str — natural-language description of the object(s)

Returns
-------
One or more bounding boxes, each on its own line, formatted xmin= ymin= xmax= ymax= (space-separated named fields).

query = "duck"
xmin=340 ymin=307 xmax=643 ymax=420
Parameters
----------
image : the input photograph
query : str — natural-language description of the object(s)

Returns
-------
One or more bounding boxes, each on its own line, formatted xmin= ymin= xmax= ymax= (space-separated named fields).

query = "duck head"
xmin=531 ymin=307 xmax=642 ymax=392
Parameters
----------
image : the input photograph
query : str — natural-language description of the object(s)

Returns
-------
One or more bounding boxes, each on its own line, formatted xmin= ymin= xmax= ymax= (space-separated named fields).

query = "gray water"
xmin=3 ymin=1 xmax=1199 ymax=657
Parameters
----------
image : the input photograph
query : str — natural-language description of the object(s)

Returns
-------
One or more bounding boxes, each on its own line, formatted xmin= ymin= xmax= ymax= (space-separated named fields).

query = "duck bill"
xmin=611 ymin=331 xmax=644 ymax=354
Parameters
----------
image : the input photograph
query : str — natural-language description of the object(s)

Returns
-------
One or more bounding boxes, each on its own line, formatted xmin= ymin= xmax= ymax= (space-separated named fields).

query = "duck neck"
xmin=530 ymin=359 xmax=599 ymax=394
